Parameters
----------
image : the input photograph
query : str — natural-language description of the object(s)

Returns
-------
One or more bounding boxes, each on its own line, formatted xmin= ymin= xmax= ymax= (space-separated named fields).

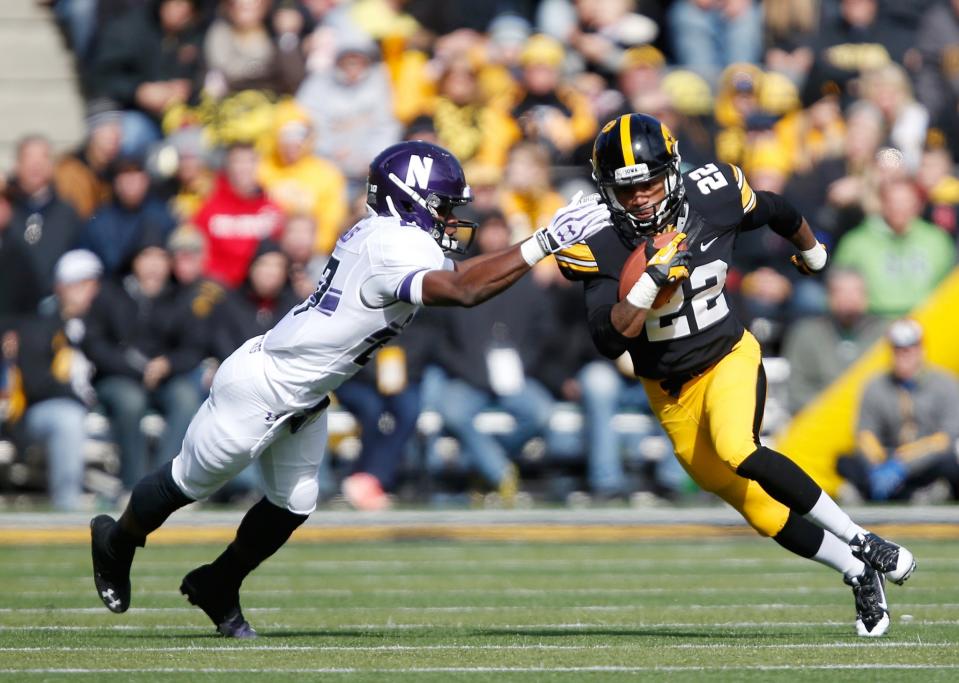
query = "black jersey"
xmin=557 ymin=162 xmax=760 ymax=380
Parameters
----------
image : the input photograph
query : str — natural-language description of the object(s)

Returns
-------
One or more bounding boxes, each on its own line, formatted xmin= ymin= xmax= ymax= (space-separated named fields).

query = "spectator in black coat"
xmin=210 ymin=239 xmax=299 ymax=361
xmin=16 ymin=250 xmax=102 ymax=510
xmin=84 ymin=0 xmax=205 ymax=156
xmin=82 ymin=230 xmax=206 ymax=489
xmin=7 ymin=136 xmax=84 ymax=297
xmin=0 ymin=179 xmax=44 ymax=336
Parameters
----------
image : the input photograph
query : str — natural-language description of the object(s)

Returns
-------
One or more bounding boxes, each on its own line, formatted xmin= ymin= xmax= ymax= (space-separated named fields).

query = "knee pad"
xmin=276 ymin=476 xmax=320 ymax=516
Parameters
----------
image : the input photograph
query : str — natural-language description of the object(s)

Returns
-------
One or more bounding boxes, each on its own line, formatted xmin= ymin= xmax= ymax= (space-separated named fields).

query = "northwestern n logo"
xmin=405 ymin=155 xmax=433 ymax=189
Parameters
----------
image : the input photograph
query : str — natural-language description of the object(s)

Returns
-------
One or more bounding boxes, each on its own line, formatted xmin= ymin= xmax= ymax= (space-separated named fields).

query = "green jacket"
xmin=833 ymin=216 xmax=956 ymax=317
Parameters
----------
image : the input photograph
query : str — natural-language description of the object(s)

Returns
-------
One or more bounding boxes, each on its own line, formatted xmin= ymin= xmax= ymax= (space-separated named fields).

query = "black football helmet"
xmin=592 ymin=113 xmax=685 ymax=243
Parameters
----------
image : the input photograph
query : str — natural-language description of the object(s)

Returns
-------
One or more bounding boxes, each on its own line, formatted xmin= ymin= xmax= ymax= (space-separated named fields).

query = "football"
xmin=617 ymin=230 xmax=687 ymax=309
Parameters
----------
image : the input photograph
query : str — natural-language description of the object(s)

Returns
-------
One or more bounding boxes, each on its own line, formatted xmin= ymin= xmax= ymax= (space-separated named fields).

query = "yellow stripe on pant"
xmin=641 ymin=331 xmax=790 ymax=537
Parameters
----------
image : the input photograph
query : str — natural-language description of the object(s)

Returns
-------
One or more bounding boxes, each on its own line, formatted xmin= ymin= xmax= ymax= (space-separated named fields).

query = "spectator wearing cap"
xmin=714 ymin=66 xmax=800 ymax=173
xmin=85 ymin=0 xmax=205 ymax=157
xmin=167 ymin=225 xmax=225 ymax=368
xmin=77 ymin=153 xmax=176 ymax=277
xmin=782 ymin=268 xmax=886 ymax=414
xmin=7 ymin=135 xmax=84 ymax=297
xmin=511 ymin=34 xmax=596 ymax=163
xmin=203 ymin=0 xmax=306 ymax=98
xmin=833 ymin=175 xmax=956 ymax=318
xmin=843 ymin=319 xmax=959 ymax=502
xmin=297 ymin=32 xmax=401 ymax=186
xmin=53 ymin=104 xmax=123 ymax=221
xmin=667 ymin=0 xmax=763 ymax=86
xmin=14 ymin=250 xmax=102 ymax=510
xmin=82 ymin=230 xmax=205 ymax=489
xmin=193 ymin=142 xmax=284 ymax=288
xmin=258 ymin=100 xmax=349 ymax=255
xmin=0 ymin=179 xmax=44 ymax=336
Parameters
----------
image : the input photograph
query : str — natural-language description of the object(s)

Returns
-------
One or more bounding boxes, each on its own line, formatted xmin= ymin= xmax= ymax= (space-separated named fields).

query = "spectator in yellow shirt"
xmin=258 ymin=100 xmax=348 ymax=255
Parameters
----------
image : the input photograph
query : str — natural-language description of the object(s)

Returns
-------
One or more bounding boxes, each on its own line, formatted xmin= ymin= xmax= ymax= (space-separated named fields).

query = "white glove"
xmin=521 ymin=191 xmax=611 ymax=265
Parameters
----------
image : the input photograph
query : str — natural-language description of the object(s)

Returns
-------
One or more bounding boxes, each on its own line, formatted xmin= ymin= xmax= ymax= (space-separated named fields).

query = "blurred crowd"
xmin=2 ymin=0 xmax=959 ymax=511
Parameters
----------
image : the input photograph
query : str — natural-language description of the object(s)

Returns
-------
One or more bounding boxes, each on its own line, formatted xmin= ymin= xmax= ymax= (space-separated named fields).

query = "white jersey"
xmin=259 ymin=215 xmax=451 ymax=411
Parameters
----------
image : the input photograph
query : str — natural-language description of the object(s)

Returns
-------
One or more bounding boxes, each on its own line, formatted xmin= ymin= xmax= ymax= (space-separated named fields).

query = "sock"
xmin=804 ymin=491 xmax=867 ymax=543
xmin=111 ymin=460 xmax=194 ymax=551
xmin=208 ymin=497 xmax=308 ymax=591
xmin=813 ymin=531 xmax=867 ymax=579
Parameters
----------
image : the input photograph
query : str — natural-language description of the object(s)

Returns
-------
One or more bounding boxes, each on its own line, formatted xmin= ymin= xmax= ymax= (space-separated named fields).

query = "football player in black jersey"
xmin=557 ymin=113 xmax=916 ymax=637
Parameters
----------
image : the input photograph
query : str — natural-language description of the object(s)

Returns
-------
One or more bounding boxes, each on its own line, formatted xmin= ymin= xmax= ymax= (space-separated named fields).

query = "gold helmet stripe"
xmin=619 ymin=114 xmax=635 ymax=166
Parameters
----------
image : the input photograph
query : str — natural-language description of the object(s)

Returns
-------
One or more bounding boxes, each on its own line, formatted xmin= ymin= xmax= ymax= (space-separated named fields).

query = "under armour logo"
xmin=554 ymin=224 xmax=579 ymax=241
xmin=102 ymin=588 xmax=122 ymax=610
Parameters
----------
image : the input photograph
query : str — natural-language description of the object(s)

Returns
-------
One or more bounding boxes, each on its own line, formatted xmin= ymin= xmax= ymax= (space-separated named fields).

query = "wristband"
xmin=801 ymin=242 xmax=827 ymax=271
xmin=625 ymin=272 xmax=659 ymax=309
xmin=520 ymin=233 xmax=549 ymax=266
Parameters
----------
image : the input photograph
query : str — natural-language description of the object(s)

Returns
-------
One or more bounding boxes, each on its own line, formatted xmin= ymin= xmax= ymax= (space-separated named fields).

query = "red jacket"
xmin=194 ymin=175 xmax=284 ymax=288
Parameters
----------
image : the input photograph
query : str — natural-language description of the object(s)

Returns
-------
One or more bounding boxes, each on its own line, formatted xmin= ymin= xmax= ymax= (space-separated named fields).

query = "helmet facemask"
xmin=596 ymin=153 xmax=685 ymax=243
xmin=378 ymin=171 xmax=477 ymax=254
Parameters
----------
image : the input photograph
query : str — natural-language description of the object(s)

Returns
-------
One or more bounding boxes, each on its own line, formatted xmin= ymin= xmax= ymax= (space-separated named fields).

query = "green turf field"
xmin=0 ymin=537 xmax=956 ymax=681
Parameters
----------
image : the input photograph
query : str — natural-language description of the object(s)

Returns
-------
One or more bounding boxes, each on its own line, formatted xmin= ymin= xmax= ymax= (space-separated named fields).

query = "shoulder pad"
xmin=683 ymin=162 xmax=756 ymax=226
xmin=555 ymin=241 xmax=600 ymax=281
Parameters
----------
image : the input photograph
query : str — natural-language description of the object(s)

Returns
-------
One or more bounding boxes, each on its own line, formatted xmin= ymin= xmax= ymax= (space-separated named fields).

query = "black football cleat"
xmin=850 ymin=532 xmax=916 ymax=585
xmin=90 ymin=514 xmax=134 ymax=613
xmin=845 ymin=566 xmax=889 ymax=637
xmin=180 ymin=564 xmax=257 ymax=639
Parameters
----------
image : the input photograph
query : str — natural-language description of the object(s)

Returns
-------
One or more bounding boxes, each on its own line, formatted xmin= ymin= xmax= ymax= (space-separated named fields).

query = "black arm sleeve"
xmin=739 ymin=190 xmax=803 ymax=238
xmin=584 ymin=275 xmax=631 ymax=359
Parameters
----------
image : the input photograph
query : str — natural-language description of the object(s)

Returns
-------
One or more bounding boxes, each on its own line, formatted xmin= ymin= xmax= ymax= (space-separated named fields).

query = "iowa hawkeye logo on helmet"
xmin=592 ymin=113 xmax=685 ymax=243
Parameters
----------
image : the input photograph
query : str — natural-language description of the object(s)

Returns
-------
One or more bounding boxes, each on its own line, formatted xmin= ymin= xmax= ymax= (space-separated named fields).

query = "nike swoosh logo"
xmin=700 ymin=237 xmax=719 ymax=252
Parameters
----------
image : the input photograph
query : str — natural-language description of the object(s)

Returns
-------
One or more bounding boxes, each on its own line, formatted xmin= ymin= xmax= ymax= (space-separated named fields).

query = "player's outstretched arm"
xmin=422 ymin=192 xmax=612 ymax=307
xmin=421 ymin=245 xmax=534 ymax=307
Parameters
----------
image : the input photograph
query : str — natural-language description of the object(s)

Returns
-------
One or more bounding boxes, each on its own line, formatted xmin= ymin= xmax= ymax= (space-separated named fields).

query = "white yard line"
xmin=1 ymin=620 xmax=958 ymax=631
xmin=2 ymin=665 xmax=959 ymax=674
xmin=0 ymin=641 xmax=951 ymax=653
xmin=3 ymin=603 xmax=956 ymax=613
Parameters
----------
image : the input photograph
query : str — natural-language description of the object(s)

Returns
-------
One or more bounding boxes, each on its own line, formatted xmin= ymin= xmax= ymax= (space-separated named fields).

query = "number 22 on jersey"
xmin=645 ymin=259 xmax=729 ymax=341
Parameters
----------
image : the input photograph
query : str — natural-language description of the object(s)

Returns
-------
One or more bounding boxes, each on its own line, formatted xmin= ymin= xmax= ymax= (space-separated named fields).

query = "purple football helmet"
xmin=367 ymin=141 xmax=476 ymax=252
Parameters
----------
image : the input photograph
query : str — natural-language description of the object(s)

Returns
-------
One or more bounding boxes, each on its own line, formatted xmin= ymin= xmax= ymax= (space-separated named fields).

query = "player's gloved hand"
xmin=644 ymin=232 xmax=690 ymax=286
xmin=869 ymin=458 xmax=907 ymax=501
xmin=522 ymin=191 xmax=611 ymax=265
xmin=790 ymin=242 xmax=828 ymax=276
xmin=625 ymin=233 xmax=689 ymax=309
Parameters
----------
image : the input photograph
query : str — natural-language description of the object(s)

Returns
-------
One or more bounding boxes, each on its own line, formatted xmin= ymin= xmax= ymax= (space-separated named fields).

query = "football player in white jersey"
xmin=89 ymin=141 xmax=613 ymax=637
